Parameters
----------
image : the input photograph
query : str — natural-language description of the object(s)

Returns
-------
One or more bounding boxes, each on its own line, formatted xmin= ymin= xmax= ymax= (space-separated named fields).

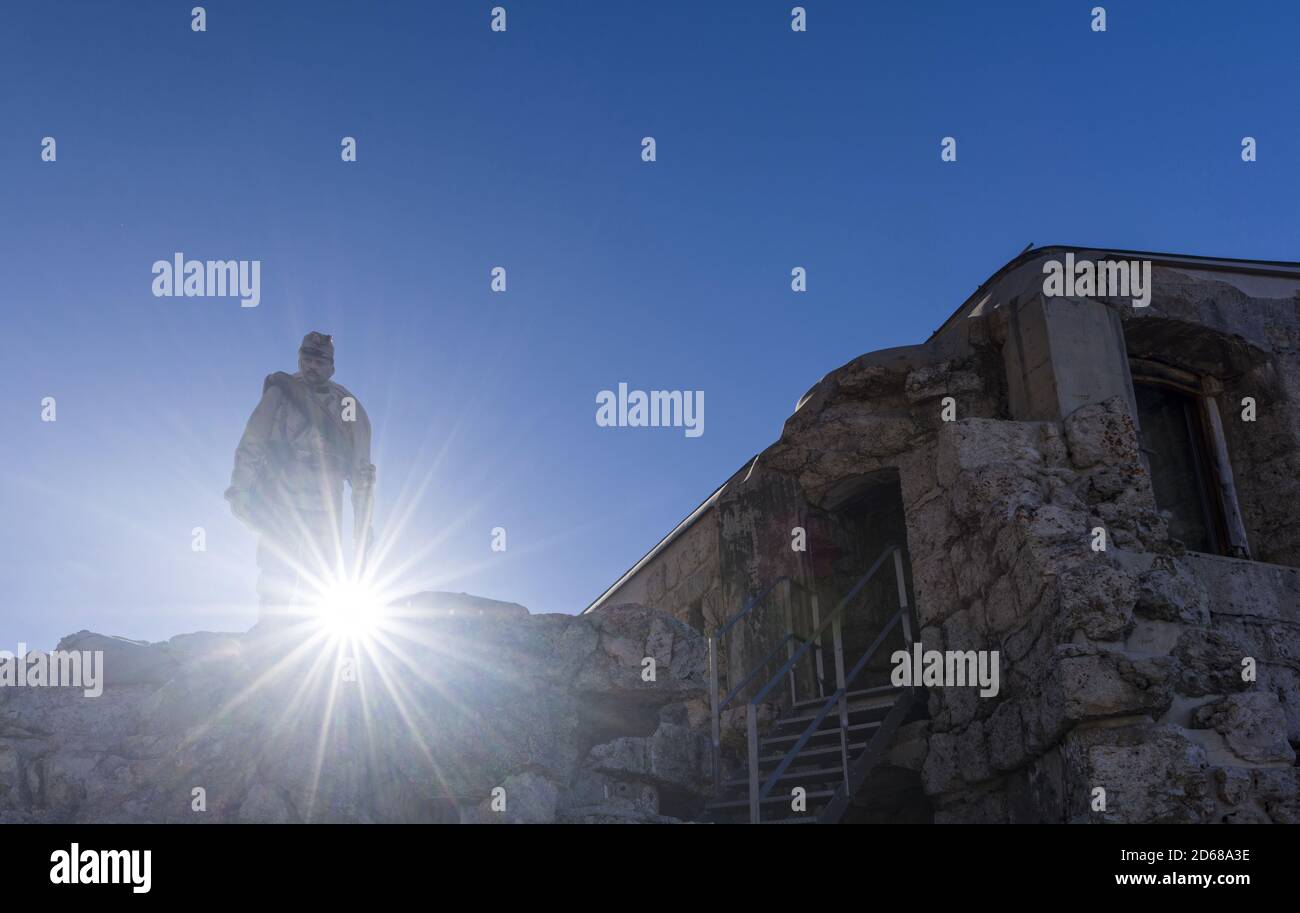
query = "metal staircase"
xmin=705 ymin=545 xmax=917 ymax=824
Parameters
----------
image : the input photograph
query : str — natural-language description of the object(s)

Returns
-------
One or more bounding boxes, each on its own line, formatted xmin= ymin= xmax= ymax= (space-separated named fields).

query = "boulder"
xmin=1064 ymin=724 xmax=1214 ymax=823
xmin=1052 ymin=645 xmax=1174 ymax=724
xmin=585 ymin=718 xmax=711 ymax=796
xmin=1192 ymin=693 xmax=1296 ymax=765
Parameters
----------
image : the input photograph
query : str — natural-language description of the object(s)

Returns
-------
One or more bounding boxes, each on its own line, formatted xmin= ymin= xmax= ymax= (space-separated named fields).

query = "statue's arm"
xmin=225 ymin=384 xmax=283 ymax=505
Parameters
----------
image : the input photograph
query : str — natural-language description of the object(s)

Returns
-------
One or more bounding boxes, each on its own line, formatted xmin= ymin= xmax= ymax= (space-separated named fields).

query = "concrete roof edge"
xmin=580 ymin=461 xmax=753 ymax=615
xmin=926 ymin=244 xmax=1300 ymax=344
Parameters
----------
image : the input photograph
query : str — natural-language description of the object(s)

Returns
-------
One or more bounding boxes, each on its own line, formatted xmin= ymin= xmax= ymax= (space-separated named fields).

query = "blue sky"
xmin=2 ymin=1 xmax=1297 ymax=648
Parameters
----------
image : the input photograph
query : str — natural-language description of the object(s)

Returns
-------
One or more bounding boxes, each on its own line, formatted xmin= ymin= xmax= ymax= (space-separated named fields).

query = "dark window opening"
xmin=1133 ymin=382 xmax=1227 ymax=554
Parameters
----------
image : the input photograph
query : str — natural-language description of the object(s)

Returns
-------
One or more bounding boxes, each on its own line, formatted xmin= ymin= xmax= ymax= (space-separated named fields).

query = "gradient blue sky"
xmin=2 ymin=1 xmax=1297 ymax=648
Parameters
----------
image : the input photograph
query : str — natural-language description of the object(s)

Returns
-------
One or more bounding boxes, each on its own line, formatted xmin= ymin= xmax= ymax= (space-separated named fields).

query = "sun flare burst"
xmin=309 ymin=578 xmax=388 ymax=642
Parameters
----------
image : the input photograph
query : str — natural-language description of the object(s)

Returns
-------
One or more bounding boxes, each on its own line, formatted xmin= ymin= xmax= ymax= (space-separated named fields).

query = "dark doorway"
xmin=801 ymin=471 xmax=914 ymax=697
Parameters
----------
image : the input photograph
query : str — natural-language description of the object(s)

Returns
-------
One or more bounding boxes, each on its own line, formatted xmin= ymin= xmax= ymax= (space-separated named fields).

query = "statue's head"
xmin=298 ymin=331 xmax=335 ymax=388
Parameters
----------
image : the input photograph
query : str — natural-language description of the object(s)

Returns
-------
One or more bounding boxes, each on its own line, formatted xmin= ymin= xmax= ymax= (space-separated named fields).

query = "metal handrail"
xmin=719 ymin=633 xmax=796 ymax=711
xmin=748 ymin=544 xmax=897 ymax=707
xmin=755 ymin=608 xmax=904 ymax=806
xmin=816 ymin=688 xmax=916 ymax=824
xmin=841 ymin=608 xmax=910 ymax=697
xmin=743 ymin=544 xmax=914 ymax=823
xmin=714 ymin=574 xmax=802 ymax=641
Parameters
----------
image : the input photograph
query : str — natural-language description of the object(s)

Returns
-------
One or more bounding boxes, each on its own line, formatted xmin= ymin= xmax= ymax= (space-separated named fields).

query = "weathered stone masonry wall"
xmin=725 ymin=267 xmax=1300 ymax=822
xmin=906 ymin=401 xmax=1298 ymax=822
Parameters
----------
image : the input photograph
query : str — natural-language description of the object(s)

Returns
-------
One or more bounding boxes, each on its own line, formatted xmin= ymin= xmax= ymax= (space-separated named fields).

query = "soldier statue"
xmin=226 ymin=332 xmax=376 ymax=625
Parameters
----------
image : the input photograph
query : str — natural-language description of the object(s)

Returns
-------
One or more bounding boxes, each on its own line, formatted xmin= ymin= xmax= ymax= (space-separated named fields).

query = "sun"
xmin=310 ymin=579 xmax=387 ymax=642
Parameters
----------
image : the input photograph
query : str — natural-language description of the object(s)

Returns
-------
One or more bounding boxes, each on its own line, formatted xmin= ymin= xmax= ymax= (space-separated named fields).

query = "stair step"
xmin=773 ymin=693 xmax=897 ymax=728
xmin=790 ymin=685 xmax=897 ymax=712
xmin=761 ymin=720 xmax=880 ymax=748
xmin=723 ymin=765 xmax=844 ymax=789
xmin=757 ymin=741 xmax=867 ymax=766
xmin=705 ymin=789 xmax=835 ymax=811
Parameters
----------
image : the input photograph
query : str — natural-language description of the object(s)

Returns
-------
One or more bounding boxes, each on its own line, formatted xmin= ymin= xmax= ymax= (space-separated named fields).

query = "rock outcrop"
xmin=0 ymin=603 xmax=711 ymax=824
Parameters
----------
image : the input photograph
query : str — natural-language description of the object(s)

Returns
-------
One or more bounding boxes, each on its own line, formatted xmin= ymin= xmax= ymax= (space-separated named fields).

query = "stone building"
xmin=585 ymin=245 xmax=1300 ymax=823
